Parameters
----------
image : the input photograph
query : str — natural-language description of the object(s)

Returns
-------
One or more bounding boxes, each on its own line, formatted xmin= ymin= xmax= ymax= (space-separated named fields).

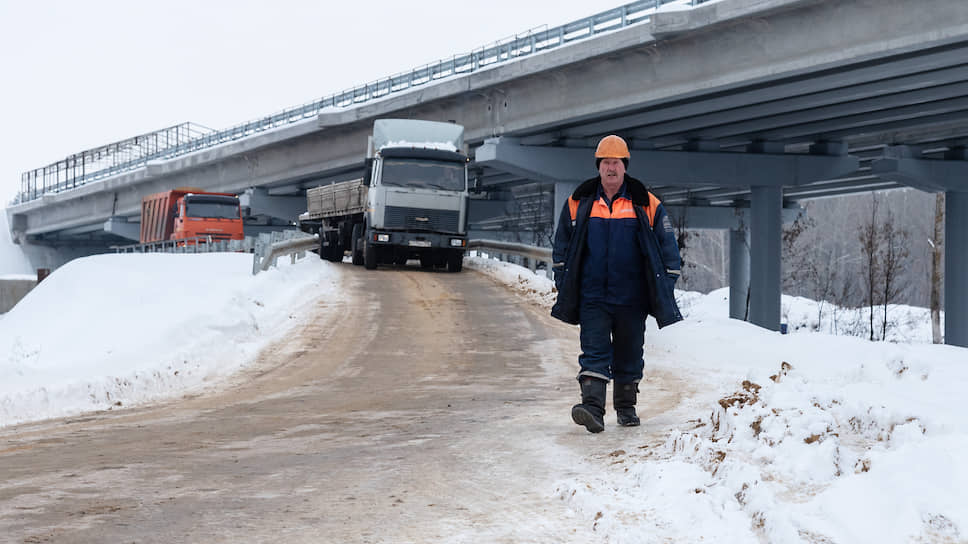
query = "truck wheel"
xmin=364 ymin=238 xmax=378 ymax=270
xmin=447 ymin=252 xmax=464 ymax=273
xmin=318 ymin=232 xmax=327 ymax=260
xmin=325 ymin=232 xmax=342 ymax=262
xmin=351 ymin=224 xmax=364 ymax=266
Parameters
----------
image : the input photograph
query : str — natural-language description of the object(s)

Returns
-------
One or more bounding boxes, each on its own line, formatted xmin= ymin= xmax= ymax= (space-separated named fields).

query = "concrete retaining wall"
xmin=0 ymin=278 xmax=37 ymax=314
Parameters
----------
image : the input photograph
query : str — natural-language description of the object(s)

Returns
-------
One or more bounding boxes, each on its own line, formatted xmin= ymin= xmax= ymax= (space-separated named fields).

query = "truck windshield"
xmin=185 ymin=197 xmax=240 ymax=219
xmin=381 ymin=159 xmax=465 ymax=191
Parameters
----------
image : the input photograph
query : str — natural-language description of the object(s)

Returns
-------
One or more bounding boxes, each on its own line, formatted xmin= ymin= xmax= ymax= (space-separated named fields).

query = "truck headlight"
xmin=375 ymin=234 xmax=390 ymax=242
xmin=450 ymin=238 xmax=466 ymax=247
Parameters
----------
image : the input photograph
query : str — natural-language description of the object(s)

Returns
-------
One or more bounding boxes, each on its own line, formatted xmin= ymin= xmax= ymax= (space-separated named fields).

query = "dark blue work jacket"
xmin=579 ymin=183 xmax=648 ymax=306
xmin=551 ymin=175 xmax=683 ymax=328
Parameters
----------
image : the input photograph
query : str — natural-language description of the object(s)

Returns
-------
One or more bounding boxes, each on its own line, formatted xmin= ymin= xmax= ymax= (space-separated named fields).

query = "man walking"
xmin=551 ymin=135 xmax=683 ymax=433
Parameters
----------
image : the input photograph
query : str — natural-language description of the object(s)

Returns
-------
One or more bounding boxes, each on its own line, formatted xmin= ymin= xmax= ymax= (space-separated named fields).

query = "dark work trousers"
xmin=577 ymin=300 xmax=648 ymax=384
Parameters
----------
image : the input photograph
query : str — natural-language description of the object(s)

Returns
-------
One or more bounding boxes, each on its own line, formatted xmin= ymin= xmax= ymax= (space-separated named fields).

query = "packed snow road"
xmin=0 ymin=265 xmax=687 ymax=543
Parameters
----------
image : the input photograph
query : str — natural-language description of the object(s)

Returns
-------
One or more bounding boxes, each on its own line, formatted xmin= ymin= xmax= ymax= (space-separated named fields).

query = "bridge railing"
xmin=15 ymin=0 xmax=709 ymax=205
xmin=18 ymin=123 xmax=213 ymax=203
xmin=112 ymin=235 xmax=257 ymax=255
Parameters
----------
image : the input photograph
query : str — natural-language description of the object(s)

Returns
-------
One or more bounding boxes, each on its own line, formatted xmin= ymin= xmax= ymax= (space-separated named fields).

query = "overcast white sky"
xmin=0 ymin=0 xmax=626 ymax=203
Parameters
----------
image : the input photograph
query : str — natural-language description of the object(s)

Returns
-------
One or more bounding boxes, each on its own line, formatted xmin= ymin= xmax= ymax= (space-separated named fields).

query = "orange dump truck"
xmin=140 ymin=188 xmax=244 ymax=244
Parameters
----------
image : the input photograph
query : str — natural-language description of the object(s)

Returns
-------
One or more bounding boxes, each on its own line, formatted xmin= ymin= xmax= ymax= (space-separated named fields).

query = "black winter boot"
xmin=614 ymin=382 xmax=640 ymax=426
xmin=572 ymin=377 xmax=607 ymax=433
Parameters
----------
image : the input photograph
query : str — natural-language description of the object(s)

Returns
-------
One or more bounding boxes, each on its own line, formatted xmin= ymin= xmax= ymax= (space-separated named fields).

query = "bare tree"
xmin=782 ymin=212 xmax=814 ymax=296
xmin=858 ymin=194 xmax=882 ymax=341
xmin=930 ymin=193 xmax=945 ymax=344
xmin=830 ymin=271 xmax=859 ymax=336
xmin=810 ymin=249 xmax=841 ymax=330
xmin=878 ymin=206 xmax=910 ymax=340
xmin=671 ymin=200 xmax=693 ymax=285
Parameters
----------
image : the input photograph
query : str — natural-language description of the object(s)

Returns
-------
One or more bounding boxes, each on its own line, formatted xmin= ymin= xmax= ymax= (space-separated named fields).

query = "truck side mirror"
xmin=362 ymin=158 xmax=374 ymax=187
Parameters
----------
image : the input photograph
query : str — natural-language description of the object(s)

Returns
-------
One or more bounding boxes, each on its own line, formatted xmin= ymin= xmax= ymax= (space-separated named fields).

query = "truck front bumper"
xmin=368 ymin=231 xmax=466 ymax=250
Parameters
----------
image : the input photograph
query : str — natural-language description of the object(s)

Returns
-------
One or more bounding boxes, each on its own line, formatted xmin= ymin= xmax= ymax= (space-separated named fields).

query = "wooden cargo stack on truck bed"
xmin=304 ymin=180 xmax=367 ymax=220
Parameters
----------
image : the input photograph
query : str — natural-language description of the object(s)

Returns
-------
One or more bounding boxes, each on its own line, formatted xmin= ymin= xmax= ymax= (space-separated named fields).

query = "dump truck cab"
xmin=172 ymin=193 xmax=245 ymax=242
xmin=141 ymin=189 xmax=244 ymax=244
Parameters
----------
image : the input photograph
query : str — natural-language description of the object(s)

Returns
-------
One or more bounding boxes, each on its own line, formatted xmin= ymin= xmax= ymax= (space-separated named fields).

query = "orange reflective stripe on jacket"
xmin=644 ymin=192 xmax=661 ymax=227
xmin=569 ymin=192 xmax=663 ymax=226
xmin=590 ymin=197 xmax=636 ymax=219
xmin=568 ymin=196 xmax=580 ymax=223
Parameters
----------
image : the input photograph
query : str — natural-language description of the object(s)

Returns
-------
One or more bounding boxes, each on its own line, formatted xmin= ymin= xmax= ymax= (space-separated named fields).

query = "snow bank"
xmin=0 ymin=253 xmax=338 ymax=428
xmin=3 ymin=250 xmax=965 ymax=542
xmin=467 ymin=255 xmax=967 ymax=544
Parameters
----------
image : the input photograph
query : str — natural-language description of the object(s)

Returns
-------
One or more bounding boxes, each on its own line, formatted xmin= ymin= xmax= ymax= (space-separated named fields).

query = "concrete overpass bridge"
xmin=7 ymin=0 xmax=968 ymax=345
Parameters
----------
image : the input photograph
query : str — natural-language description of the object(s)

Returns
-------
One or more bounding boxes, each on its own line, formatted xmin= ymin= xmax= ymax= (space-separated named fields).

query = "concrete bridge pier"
xmin=946 ymin=190 xmax=968 ymax=347
xmin=749 ymin=186 xmax=783 ymax=331
xmin=729 ymin=228 xmax=750 ymax=321
xmin=240 ymin=187 xmax=306 ymax=223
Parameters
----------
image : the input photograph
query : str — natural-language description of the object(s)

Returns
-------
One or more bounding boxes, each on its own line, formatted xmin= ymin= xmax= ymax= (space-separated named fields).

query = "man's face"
xmin=599 ymin=158 xmax=626 ymax=195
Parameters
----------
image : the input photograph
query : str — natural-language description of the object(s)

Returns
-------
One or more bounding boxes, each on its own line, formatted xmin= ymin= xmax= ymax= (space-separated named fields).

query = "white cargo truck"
xmin=299 ymin=119 xmax=469 ymax=272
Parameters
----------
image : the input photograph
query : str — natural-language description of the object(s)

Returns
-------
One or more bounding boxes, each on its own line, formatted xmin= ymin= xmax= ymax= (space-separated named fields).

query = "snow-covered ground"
xmin=0 ymin=253 xmax=340 ymax=427
xmin=1 ymin=251 xmax=965 ymax=542
xmin=465 ymin=255 xmax=966 ymax=543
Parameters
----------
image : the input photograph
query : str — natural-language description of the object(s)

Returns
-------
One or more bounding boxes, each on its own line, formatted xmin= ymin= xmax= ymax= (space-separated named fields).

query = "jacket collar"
xmin=596 ymin=180 xmax=629 ymax=203
xmin=572 ymin=174 xmax=650 ymax=207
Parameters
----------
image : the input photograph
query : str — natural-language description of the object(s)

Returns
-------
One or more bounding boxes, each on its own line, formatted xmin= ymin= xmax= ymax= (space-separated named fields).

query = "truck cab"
xmin=361 ymin=120 xmax=469 ymax=271
xmin=172 ymin=193 xmax=245 ymax=242
xmin=141 ymin=188 xmax=244 ymax=245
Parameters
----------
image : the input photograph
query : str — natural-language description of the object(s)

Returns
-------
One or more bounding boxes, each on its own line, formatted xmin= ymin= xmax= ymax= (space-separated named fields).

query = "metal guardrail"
xmin=15 ymin=0 xmax=710 ymax=205
xmin=468 ymin=239 xmax=552 ymax=262
xmin=112 ymin=235 xmax=255 ymax=254
xmin=467 ymin=239 xmax=555 ymax=279
xmin=110 ymin=230 xmax=319 ymax=275
xmin=251 ymin=231 xmax=318 ymax=274
xmin=250 ymin=236 xmax=553 ymax=276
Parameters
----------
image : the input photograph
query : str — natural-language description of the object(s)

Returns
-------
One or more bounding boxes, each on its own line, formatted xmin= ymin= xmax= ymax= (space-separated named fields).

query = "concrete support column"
xmin=945 ymin=191 xmax=968 ymax=347
xmin=553 ymin=181 xmax=581 ymax=235
xmin=749 ymin=186 xmax=782 ymax=331
xmin=729 ymin=228 xmax=750 ymax=320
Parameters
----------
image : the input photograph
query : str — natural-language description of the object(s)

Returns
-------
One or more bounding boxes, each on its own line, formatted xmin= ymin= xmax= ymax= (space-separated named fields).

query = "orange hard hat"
xmin=594 ymin=135 xmax=630 ymax=160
